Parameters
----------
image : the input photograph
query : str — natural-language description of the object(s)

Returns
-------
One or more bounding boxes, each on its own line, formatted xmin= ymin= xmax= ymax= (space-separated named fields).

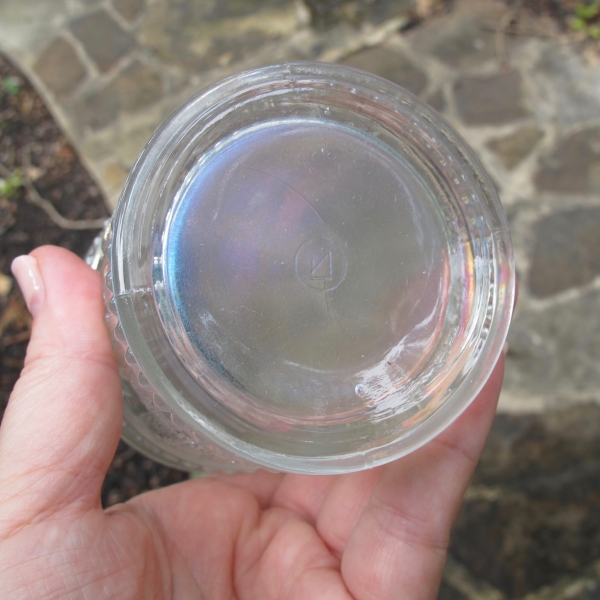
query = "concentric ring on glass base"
xmin=110 ymin=62 xmax=514 ymax=474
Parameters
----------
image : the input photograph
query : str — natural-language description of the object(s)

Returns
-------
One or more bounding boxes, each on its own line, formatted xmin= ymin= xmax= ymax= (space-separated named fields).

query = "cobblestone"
xmin=425 ymin=89 xmax=446 ymax=113
xmin=72 ymin=60 xmax=163 ymax=131
xmin=71 ymin=10 xmax=136 ymax=73
xmin=505 ymin=289 xmax=600 ymax=403
xmin=530 ymin=43 xmax=600 ymax=127
xmin=410 ymin=13 xmax=498 ymax=69
xmin=304 ymin=0 xmax=415 ymax=28
xmin=529 ymin=207 xmax=600 ymax=298
xmin=32 ymin=37 xmax=87 ymax=98
xmin=454 ymin=71 xmax=531 ymax=126
xmin=340 ymin=45 xmax=427 ymax=95
xmin=535 ymin=128 xmax=600 ymax=195
xmin=487 ymin=126 xmax=544 ymax=170
xmin=138 ymin=0 xmax=298 ymax=73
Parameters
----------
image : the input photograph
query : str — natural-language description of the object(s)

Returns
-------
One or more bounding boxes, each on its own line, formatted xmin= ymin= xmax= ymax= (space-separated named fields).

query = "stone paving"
xmin=2 ymin=0 xmax=600 ymax=597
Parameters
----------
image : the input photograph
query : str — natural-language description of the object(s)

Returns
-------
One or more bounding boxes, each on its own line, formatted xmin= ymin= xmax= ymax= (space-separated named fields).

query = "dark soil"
xmin=0 ymin=54 xmax=187 ymax=508
xmin=449 ymin=405 xmax=600 ymax=597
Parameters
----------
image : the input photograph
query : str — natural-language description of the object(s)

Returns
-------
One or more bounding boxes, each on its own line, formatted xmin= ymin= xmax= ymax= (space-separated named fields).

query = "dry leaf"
xmin=19 ymin=94 xmax=34 ymax=116
xmin=57 ymin=142 xmax=75 ymax=160
xmin=0 ymin=273 xmax=11 ymax=298
xmin=0 ymin=293 xmax=32 ymax=337
xmin=25 ymin=166 xmax=44 ymax=181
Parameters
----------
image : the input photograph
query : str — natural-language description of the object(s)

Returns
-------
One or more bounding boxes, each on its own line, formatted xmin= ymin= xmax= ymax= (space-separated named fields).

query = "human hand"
xmin=1 ymin=246 xmax=504 ymax=599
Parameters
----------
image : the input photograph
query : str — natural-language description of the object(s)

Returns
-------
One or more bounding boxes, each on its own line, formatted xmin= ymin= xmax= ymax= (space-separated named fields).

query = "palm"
xmin=0 ymin=247 xmax=504 ymax=599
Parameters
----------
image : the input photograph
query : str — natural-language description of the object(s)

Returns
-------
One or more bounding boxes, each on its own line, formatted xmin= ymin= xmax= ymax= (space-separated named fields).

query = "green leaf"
xmin=571 ymin=16 xmax=588 ymax=30
xmin=0 ymin=171 xmax=22 ymax=197
xmin=575 ymin=3 xmax=600 ymax=20
xmin=2 ymin=76 xmax=21 ymax=96
xmin=588 ymin=24 xmax=600 ymax=37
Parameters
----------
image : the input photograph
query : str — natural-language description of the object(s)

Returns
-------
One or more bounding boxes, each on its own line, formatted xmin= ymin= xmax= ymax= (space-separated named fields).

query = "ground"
xmin=2 ymin=0 xmax=600 ymax=597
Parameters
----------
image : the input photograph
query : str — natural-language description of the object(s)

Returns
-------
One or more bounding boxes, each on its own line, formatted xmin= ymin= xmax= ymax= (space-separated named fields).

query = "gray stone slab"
xmin=529 ymin=207 xmax=600 ymax=298
xmin=0 ymin=0 xmax=68 ymax=55
xmin=33 ymin=37 xmax=87 ymax=98
xmin=529 ymin=43 xmax=600 ymax=127
xmin=339 ymin=45 xmax=427 ymax=95
xmin=207 ymin=0 xmax=294 ymax=19
xmin=487 ymin=125 xmax=544 ymax=170
xmin=71 ymin=9 xmax=135 ymax=73
xmin=535 ymin=128 xmax=600 ymax=195
xmin=408 ymin=12 xmax=498 ymax=69
xmin=304 ymin=0 xmax=414 ymax=27
xmin=138 ymin=0 xmax=298 ymax=73
xmin=73 ymin=60 xmax=163 ymax=131
xmin=454 ymin=70 xmax=531 ymax=126
xmin=504 ymin=289 xmax=600 ymax=398
xmin=425 ymin=89 xmax=445 ymax=113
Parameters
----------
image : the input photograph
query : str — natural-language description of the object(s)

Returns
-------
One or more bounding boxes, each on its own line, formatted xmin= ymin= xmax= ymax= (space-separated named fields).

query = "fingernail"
xmin=11 ymin=255 xmax=44 ymax=317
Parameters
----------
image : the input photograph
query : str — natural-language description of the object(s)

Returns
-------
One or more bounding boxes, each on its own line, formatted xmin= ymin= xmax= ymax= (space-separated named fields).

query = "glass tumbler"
xmin=88 ymin=62 xmax=515 ymax=474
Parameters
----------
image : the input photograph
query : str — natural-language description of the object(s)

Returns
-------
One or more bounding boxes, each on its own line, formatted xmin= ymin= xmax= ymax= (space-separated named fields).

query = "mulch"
xmin=0 ymin=54 xmax=187 ymax=508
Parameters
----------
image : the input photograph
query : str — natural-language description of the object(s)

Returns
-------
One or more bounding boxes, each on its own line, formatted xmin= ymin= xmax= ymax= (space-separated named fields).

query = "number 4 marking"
xmin=311 ymin=251 xmax=333 ymax=281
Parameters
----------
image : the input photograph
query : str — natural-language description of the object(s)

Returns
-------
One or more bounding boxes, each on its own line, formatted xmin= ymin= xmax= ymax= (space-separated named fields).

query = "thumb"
xmin=0 ymin=246 xmax=121 ymax=525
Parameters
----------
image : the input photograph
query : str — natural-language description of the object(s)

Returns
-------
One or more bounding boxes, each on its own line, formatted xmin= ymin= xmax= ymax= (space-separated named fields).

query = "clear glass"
xmin=92 ymin=62 xmax=515 ymax=474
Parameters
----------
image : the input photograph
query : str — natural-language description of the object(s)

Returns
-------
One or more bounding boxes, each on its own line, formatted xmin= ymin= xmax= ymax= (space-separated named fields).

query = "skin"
xmin=0 ymin=246 xmax=504 ymax=599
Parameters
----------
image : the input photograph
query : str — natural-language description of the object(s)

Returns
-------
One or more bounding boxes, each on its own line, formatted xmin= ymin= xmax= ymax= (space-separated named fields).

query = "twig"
xmin=24 ymin=178 xmax=106 ymax=230
xmin=481 ymin=24 xmax=558 ymax=40
xmin=22 ymin=147 xmax=108 ymax=230
xmin=496 ymin=3 xmax=522 ymax=69
xmin=0 ymin=153 xmax=107 ymax=231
